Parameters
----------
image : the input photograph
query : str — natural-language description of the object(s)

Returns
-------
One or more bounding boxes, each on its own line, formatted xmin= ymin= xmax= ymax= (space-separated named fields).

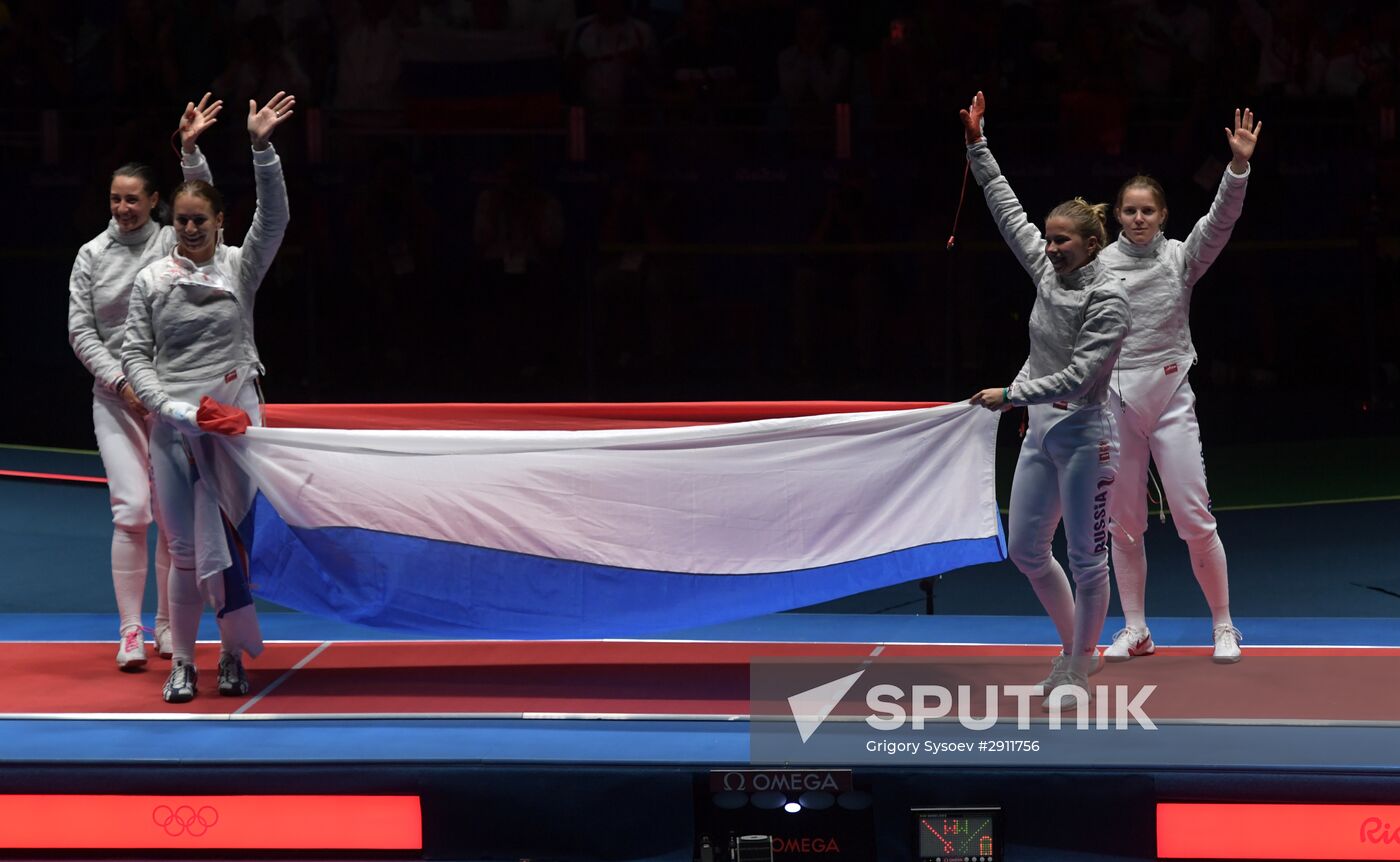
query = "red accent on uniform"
xmin=1164 ymin=363 xmax=1178 ymax=375
xmin=197 ymin=397 xmax=252 ymax=436
xmin=224 ymin=369 xmax=238 ymax=383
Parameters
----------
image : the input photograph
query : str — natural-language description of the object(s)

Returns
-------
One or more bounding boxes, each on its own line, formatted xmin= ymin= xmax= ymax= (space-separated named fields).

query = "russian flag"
xmin=216 ymin=402 xmax=1005 ymax=638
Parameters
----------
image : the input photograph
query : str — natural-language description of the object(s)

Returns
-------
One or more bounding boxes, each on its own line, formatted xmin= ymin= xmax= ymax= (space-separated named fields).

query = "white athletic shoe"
xmin=116 ymin=626 xmax=147 ymax=671
xmin=154 ymin=624 xmax=173 ymax=660
xmin=1212 ymin=624 xmax=1242 ymax=663
xmin=1104 ymin=625 xmax=1155 ymax=662
xmin=1040 ymin=669 xmax=1093 ymax=712
xmin=1036 ymin=648 xmax=1103 ymax=688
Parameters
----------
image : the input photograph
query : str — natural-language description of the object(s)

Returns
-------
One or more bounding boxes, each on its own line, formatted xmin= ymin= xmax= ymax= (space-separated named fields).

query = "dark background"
xmin=4 ymin=0 xmax=1397 ymax=451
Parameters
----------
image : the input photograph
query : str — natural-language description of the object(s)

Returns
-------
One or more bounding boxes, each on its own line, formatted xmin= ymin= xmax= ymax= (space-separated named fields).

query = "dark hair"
xmin=171 ymin=179 xmax=225 ymax=216
xmin=1115 ymin=174 xmax=1167 ymax=212
xmin=111 ymin=162 xmax=171 ymax=224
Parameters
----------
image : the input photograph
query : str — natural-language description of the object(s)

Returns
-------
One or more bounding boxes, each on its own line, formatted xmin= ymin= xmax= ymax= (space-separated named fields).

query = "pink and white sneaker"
xmin=116 ymin=626 xmax=147 ymax=671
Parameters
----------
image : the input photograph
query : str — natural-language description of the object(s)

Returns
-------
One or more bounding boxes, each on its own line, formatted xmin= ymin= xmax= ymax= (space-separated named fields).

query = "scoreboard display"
xmin=913 ymin=807 xmax=1002 ymax=862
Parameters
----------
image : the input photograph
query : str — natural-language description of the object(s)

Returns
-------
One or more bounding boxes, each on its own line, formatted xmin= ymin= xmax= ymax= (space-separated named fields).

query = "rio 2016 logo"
xmin=1360 ymin=816 xmax=1400 ymax=845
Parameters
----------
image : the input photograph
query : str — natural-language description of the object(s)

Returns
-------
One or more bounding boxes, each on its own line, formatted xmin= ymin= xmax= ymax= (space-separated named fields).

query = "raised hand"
xmin=1224 ymin=107 xmax=1261 ymax=171
xmin=959 ymin=90 xmax=986 ymax=144
xmin=178 ymin=92 xmax=223 ymax=153
xmin=248 ymin=91 xmax=296 ymax=150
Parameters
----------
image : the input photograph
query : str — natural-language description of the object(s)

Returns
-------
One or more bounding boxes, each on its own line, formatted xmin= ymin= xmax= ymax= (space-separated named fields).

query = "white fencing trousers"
xmin=1109 ymin=368 xmax=1230 ymax=625
xmin=1110 ymin=368 xmax=1217 ymax=542
xmin=92 ymin=389 xmax=169 ymax=634
xmin=93 ymin=389 xmax=156 ymax=529
xmin=148 ymin=376 xmax=262 ymax=659
xmin=1008 ymin=405 xmax=1120 ymax=658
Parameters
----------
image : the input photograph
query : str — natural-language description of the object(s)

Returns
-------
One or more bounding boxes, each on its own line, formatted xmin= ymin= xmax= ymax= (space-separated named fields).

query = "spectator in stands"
xmin=793 ymin=163 xmax=882 ymax=379
xmin=333 ymin=0 xmax=405 ymax=112
xmin=564 ymin=0 xmax=659 ymax=134
xmin=1129 ymin=0 xmax=1212 ymax=97
xmin=348 ymin=141 xmax=437 ymax=386
xmin=592 ymin=144 xmax=678 ymax=377
xmin=775 ymin=3 xmax=850 ymax=152
xmin=663 ymin=0 xmax=741 ymax=116
xmin=508 ymin=0 xmax=576 ymax=51
xmin=113 ymin=0 xmax=178 ymax=110
xmin=473 ymin=149 xmax=566 ymax=381
xmin=213 ymin=16 xmax=312 ymax=123
xmin=1238 ymin=0 xmax=1314 ymax=98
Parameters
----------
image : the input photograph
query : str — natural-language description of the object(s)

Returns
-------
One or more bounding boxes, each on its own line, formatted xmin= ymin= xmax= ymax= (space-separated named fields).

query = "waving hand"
xmin=248 ymin=91 xmax=297 ymax=150
xmin=177 ymin=92 xmax=223 ymax=154
xmin=1225 ymin=107 xmax=1261 ymax=172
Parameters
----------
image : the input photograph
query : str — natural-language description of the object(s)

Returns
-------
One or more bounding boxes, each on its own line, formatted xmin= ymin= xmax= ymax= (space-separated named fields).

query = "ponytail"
xmin=1047 ymin=197 xmax=1109 ymax=253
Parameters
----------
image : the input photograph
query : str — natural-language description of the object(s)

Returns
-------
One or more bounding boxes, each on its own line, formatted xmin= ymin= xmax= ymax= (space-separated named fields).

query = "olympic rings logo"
xmin=152 ymin=804 xmax=219 ymax=837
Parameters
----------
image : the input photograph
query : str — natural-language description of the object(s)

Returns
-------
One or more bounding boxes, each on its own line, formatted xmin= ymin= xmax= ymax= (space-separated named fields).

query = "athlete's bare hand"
xmin=1225 ymin=107 xmax=1261 ymax=172
xmin=178 ymin=92 xmax=222 ymax=154
xmin=120 ymin=382 xmax=148 ymax=418
xmin=248 ymin=91 xmax=296 ymax=149
xmin=969 ymin=387 xmax=1012 ymax=412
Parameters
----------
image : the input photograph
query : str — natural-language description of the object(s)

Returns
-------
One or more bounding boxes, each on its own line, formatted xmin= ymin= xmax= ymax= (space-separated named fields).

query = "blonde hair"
xmin=1046 ymin=197 xmax=1109 ymax=252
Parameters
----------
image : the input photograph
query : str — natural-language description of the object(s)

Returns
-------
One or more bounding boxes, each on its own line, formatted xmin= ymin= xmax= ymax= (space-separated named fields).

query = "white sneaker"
xmin=116 ymin=626 xmax=147 ymax=672
xmin=1212 ymin=624 xmax=1242 ymax=663
xmin=154 ymin=623 xmax=173 ymax=660
xmin=1041 ymin=669 xmax=1093 ymax=712
xmin=1036 ymin=648 xmax=1103 ymax=688
xmin=1104 ymin=625 xmax=1155 ymax=662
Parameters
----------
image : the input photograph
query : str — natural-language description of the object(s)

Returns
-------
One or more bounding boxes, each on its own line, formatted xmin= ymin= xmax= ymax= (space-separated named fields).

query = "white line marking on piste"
xmin=8 ymin=640 xmax=1400 ymax=650
xmin=6 ymin=712 xmax=1400 ymax=727
xmin=234 ymin=641 xmax=333 ymax=715
xmin=858 ymin=643 xmax=885 ymax=667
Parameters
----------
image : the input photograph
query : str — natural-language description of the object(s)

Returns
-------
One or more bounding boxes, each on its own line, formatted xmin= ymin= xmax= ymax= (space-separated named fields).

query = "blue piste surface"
xmin=2 ymin=612 xmax=1395 ymax=647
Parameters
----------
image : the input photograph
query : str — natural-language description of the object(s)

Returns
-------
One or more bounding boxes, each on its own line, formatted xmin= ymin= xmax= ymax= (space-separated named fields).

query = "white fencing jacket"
xmin=967 ymin=140 xmax=1130 ymax=420
xmin=1098 ymin=164 xmax=1249 ymax=371
xmin=67 ymin=149 xmax=212 ymax=392
xmin=123 ymin=145 xmax=288 ymax=412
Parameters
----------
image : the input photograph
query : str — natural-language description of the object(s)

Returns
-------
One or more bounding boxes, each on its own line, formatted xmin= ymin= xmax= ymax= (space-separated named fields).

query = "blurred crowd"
xmin=4 ymin=0 xmax=1397 ymax=128
xmin=3 ymin=0 xmax=1398 ymax=446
